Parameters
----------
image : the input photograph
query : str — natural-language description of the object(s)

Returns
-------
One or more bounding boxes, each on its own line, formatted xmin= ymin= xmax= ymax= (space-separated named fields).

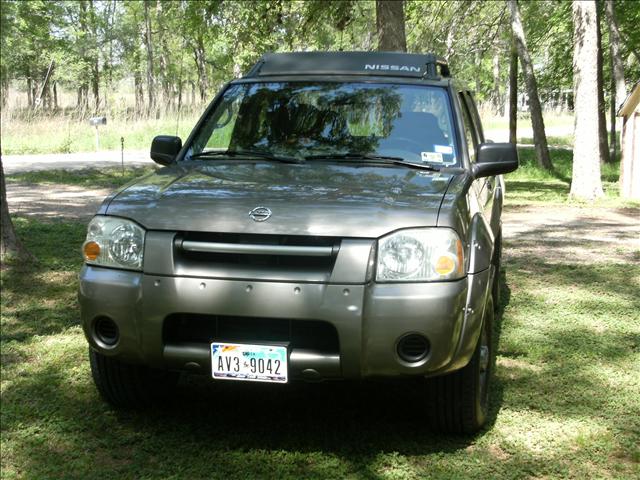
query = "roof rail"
xmin=423 ymin=54 xmax=450 ymax=79
xmin=243 ymin=52 xmax=451 ymax=80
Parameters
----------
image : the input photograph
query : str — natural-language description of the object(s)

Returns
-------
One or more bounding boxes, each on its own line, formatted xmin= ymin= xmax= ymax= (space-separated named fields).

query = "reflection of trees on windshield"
xmin=187 ymin=82 xmax=458 ymax=164
xmin=227 ymin=83 xmax=404 ymax=157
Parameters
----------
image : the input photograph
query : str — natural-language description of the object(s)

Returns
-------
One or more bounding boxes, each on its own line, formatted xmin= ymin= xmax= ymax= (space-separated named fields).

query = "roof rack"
xmin=423 ymin=54 xmax=450 ymax=79
xmin=243 ymin=52 xmax=451 ymax=80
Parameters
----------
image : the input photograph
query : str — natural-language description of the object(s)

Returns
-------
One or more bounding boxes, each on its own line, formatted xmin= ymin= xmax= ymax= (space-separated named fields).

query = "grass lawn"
xmin=2 ymin=150 xmax=639 ymax=478
xmin=1 ymin=114 xmax=200 ymax=155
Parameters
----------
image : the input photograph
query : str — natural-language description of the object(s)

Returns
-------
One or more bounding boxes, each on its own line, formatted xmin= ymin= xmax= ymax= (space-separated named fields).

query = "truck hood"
xmin=105 ymin=161 xmax=454 ymax=237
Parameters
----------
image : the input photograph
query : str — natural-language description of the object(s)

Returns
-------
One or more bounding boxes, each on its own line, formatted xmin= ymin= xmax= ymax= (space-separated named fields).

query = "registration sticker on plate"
xmin=211 ymin=343 xmax=288 ymax=383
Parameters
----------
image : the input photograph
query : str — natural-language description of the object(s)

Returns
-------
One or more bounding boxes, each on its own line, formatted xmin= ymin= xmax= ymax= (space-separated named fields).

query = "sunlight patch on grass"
xmin=496 ymin=409 xmax=611 ymax=456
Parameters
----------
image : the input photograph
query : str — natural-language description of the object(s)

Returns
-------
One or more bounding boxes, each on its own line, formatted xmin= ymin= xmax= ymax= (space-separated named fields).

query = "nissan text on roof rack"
xmin=79 ymin=51 xmax=518 ymax=434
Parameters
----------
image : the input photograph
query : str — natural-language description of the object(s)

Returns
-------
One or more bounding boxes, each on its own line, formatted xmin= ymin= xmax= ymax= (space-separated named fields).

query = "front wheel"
xmin=428 ymin=295 xmax=494 ymax=434
xmin=89 ymin=349 xmax=178 ymax=409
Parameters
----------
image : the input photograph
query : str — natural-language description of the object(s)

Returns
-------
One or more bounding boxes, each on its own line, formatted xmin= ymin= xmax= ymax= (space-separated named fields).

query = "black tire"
xmin=89 ymin=349 xmax=178 ymax=409
xmin=428 ymin=295 xmax=494 ymax=434
xmin=491 ymin=229 xmax=502 ymax=311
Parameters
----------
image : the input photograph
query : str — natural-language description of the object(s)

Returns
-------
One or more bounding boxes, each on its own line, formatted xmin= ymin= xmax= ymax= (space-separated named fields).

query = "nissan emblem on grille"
xmin=249 ymin=206 xmax=272 ymax=222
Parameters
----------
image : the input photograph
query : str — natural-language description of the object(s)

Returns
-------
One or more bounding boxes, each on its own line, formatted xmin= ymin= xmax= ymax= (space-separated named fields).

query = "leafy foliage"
xmin=1 ymin=0 xmax=636 ymax=116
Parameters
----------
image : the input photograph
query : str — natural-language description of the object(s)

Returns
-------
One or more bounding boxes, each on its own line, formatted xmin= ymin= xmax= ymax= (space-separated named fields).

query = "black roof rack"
xmin=244 ymin=52 xmax=450 ymax=80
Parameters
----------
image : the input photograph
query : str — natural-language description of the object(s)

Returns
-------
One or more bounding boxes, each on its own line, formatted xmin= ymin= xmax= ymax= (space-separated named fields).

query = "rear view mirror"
xmin=472 ymin=143 xmax=519 ymax=178
xmin=150 ymin=135 xmax=182 ymax=166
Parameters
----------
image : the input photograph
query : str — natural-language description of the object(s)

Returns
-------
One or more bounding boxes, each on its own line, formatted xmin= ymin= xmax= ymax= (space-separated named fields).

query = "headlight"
xmin=82 ymin=216 xmax=145 ymax=270
xmin=376 ymin=228 xmax=464 ymax=282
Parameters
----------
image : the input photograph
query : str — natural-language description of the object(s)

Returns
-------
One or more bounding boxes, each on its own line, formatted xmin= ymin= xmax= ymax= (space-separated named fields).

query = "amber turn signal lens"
xmin=456 ymin=239 xmax=464 ymax=274
xmin=435 ymin=255 xmax=456 ymax=275
xmin=83 ymin=241 xmax=100 ymax=261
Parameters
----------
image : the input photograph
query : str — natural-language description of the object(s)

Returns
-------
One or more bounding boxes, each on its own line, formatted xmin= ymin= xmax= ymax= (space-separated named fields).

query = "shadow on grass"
xmin=3 ymin=215 xmax=638 ymax=477
xmin=1 ymin=217 xmax=516 ymax=478
xmin=1 ymin=219 xmax=85 ymax=342
xmin=6 ymin=167 xmax=154 ymax=189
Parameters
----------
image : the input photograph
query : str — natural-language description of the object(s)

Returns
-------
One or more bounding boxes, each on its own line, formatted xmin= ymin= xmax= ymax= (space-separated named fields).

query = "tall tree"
xmin=508 ymin=0 xmax=552 ymax=170
xmin=605 ymin=0 xmax=626 ymax=161
xmin=596 ymin=4 xmax=610 ymax=163
xmin=376 ymin=0 xmax=406 ymax=52
xmin=0 ymin=156 xmax=32 ymax=262
xmin=143 ymin=0 xmax=155 ymax=115
xmin=509 ymin=36 xmax=518 ymax=144
xmin=570 ymin=0 xmax=604 ymax=201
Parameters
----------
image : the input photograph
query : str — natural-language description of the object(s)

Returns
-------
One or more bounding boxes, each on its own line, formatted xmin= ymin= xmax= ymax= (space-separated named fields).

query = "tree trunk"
xmin=53 ymin=81 xmax=58 ymax=110
xmin=156 ymin=0 xmax=171 ymax=111
xmin=508 ymin=0 xmax=552 ymax=170
xmin=92 ymin=57 xmax=100 ymax=112
xmin=509 ymin=37 xmax=518 ymax=144
xmin=88 ymin=0 xmax=100 ymax=113
xmin=0 ymin=156 xmax=33 ymax=263
xmin=376 ymin=0 xmax=406 ymax=52
xmin=492 ymin=48 xmax=501 ymax=115
xmin=193 ymin=37 xmax=209 ymax=103
xmin=78 ymin=0 xmax=90 ymax=114
xmin=134 ymin=69 xmax=144 ymax=115
xmin=27 ymin=76 xmax=33 ymax=108
xmin=143 ymin=0 xmax=155 ymax=116
xmin=0 ymin=77 xmax=7 ymax=109
xmin=570 ymin=0 xmax=604 ymax=201
xmin=596 ymin=5 xmax=610 ymax=163
xmin=605 ymin=0 xmax=626 ymax=161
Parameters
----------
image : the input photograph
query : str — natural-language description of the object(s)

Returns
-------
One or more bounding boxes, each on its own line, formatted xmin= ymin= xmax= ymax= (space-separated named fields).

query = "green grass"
xmin=6 ymin=167 xmax=156 ymax=189
xmin=1 ymin=115 xmax=200 ymax=155
xmin=2 ymin=207 xmax=639 ymax=477
xmin=504 ymin=146 xmax=640 ymax=208
xmin=2 ymin=141 xmax=639 ymax=478
xmin=480 ymin=113 xmax=574 ymax=132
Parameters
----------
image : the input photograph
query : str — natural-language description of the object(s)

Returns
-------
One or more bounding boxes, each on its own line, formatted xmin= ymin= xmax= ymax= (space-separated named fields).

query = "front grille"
xmin=173 ymin=232 xmax=340 ymax=281
xmin=163 ymin=314 xmax=340 ymax=353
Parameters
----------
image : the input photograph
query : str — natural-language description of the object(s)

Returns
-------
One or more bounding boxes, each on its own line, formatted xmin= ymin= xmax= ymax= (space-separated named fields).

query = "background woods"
xmin=1 ymin=0 xmax=638 ymax=120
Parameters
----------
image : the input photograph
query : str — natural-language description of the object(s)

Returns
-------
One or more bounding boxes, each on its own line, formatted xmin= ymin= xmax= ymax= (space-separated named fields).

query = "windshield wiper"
xmin=304 ymin=153 xmax=441 ymax=171
xmin=188 ymin=149 xmax=304 ymax=164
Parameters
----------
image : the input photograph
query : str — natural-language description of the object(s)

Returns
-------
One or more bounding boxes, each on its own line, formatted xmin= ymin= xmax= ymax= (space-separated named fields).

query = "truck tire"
xmin=491 ymin=229 xmax=502 ymax=311
xmin=428 ymin=295 xmax=494 ymax=434
xmin=89 ymin=349 xmax=178 ymax=409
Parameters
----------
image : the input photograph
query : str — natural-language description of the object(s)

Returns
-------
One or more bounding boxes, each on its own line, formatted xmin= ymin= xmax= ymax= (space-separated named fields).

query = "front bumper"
xmin=79 ymin=265 xmax=490 ymax=379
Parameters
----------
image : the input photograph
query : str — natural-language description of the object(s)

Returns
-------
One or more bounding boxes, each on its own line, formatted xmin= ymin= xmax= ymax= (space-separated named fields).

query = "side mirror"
xmin=150 ymin=135 xmax=182 ymax=166
xmin=472 ymin=143 xmax=519 ymax=179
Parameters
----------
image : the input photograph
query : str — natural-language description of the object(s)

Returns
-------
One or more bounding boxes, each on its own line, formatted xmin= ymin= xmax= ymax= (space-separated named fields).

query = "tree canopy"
xmin=1 ymin=0 xmax=637 ymax=116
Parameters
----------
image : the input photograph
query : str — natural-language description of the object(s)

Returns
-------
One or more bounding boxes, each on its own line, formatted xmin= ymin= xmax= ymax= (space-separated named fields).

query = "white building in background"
xmin=618 ymin=81 xmax=640 ymax=199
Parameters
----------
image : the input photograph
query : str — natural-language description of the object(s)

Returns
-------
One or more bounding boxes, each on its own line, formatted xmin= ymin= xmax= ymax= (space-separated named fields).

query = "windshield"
xmin=185 ymin=82 xmax=459 ymax=166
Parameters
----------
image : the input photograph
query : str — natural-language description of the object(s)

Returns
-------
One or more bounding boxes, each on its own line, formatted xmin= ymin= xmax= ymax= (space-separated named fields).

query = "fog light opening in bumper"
xmin=94 ymin=317 xmax=119 ymax=347
xmin=397 ymin=334 xmax=430 ymax=363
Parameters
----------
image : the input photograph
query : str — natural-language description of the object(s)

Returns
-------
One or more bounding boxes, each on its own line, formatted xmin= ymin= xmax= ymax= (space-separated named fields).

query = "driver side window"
xmin=459 ymin=93 xmax=478 ymax=163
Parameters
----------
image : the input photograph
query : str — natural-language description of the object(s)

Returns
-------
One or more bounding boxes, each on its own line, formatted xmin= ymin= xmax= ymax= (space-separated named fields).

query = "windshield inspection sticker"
xmin=434 ymin=145 xmax=454 ymax=154
xmin=422 ymin=151 xmax=443 ymax=163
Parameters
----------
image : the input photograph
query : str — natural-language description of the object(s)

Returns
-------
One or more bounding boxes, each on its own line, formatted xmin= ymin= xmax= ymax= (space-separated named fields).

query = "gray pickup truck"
xmin=80 ymin=52 xmax=517 ymax=433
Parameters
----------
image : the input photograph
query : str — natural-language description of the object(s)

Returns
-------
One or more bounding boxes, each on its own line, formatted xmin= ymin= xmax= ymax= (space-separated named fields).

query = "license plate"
xmin=211 ymin=342 xmax=288 ymax=383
